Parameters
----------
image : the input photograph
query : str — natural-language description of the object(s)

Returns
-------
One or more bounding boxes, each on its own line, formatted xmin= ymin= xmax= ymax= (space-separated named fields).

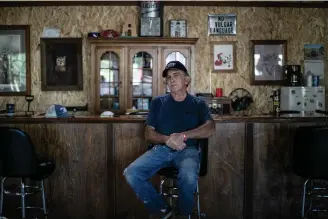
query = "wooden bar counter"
xmin=1 ymin=114 xmax=328 ymax=219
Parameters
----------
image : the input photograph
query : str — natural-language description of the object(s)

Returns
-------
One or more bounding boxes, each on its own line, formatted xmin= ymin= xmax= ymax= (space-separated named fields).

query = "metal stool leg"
xmin=41 ymin=180 xmax=48 ymax=215
xmin=301 ymin=178 xmax=310 ymax=218
xmin=196 ymin=182 xmax=201 ymax=219
xmin=20 ymin=178 xmax=26 ymax=219
xmin=0 ymin=177 xmax=6 ymax=216
xmin=160 ymin=178 xmax=166 ymax=195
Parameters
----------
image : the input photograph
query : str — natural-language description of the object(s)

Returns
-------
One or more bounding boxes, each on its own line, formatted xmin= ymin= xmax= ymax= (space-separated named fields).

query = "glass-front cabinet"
xmin=96 ymin=48 xmax=125 ymax=113
xmin=90 ymin=38 xmax=197 ymax=114
xmin=162 ymin=48 xmax=190 ymax=94
xmin=128 ymin=48 xmax=158 ymax=111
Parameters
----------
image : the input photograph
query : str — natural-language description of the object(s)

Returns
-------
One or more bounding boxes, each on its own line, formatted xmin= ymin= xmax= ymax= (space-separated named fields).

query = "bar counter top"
xmin=1 ymin=112 xmax=328 ymax=123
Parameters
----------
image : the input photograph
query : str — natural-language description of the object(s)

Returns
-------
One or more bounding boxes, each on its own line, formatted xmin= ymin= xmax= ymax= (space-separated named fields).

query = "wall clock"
xmin=140 ymin=17 xmax=162 ymax=37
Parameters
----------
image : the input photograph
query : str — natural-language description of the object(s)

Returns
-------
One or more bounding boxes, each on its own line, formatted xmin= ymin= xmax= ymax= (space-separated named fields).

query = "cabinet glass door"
xmin=129 ymin=48 xmax=158 ymax=111
xmin=98 ymin=50 xmax=122 ymax=111
xmin=163 ymin=48 xmax=190 ymax=94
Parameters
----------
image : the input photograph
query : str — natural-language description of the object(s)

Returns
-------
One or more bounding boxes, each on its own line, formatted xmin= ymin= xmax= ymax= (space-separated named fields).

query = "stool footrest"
xmin=4 ymin=185 xmax=42 ymax=197
xmin=16 ymin=206 xmax=45 ymax=211
xmin=311 ymin=209 xmax=328 ymax=212
xmin=162 ymin=193 xmax=179 ymax=198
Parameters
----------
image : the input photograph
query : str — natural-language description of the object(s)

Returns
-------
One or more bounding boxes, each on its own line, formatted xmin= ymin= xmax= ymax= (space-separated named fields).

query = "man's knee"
xmin=179 ymin=170 xmax=198 ymax=186
xmin=178 ymin=158 xmax=199 ymax=186
xmin=123 ymin=163 xmax=139 ymax=185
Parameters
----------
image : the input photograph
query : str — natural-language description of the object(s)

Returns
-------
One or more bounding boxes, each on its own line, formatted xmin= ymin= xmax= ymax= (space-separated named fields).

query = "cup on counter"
xmin=216 ymin=88 xmax=223 ymax=97
xmin=6 ymin=103 xmax=15 ymax=117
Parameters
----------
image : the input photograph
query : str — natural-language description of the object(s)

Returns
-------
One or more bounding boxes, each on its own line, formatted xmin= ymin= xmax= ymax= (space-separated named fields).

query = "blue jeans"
xmin=123 ymin=145 xmax=200 ymax=216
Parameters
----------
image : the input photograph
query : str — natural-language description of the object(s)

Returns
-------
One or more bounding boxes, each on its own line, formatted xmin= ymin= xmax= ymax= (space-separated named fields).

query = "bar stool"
xmin=158 ymin=139 xmax=208 ymax=219
xmin=292 ymin=126 xmax=328 ymax=219
xmin=0 ymin=127 xmax=55 ymax=219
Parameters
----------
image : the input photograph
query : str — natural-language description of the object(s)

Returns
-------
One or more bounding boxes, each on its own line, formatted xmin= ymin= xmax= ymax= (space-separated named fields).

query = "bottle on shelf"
xmin=270 ymin=89 xmax=280 ymax=116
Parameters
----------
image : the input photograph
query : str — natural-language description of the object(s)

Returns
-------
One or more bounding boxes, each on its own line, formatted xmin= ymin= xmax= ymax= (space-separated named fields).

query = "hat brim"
xmin=162 ymin=68 xmax=189 ymax=77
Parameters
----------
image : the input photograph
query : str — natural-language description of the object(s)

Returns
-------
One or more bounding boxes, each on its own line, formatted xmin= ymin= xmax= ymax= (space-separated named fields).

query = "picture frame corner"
xmin=0 ymin=25 xmax=31 ymax=96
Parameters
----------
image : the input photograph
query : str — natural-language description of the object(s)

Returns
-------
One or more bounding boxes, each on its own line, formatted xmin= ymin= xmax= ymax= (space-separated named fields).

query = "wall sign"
xmin=208 ymin=14 xmax=237 ymax=36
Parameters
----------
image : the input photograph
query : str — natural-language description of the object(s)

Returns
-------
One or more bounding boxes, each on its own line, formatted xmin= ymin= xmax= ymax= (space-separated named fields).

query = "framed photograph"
xmin=0 ymin=25 xmax=30 ymax=96
xmin=169 ymin=20 xmax=187 ymax=37
xmin=250 ymin=40 xmax=287 ymax=85
xmin=211 ymin=41 xmax=236 ymax=73
xmin=41 ymin=38 xmax=83 ymax=91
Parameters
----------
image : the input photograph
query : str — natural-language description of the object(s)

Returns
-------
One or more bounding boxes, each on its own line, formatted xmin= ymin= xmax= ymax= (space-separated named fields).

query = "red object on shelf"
xmin=216 ymin=88 xmax=223 ymax=97
xmin=100 ymin=29 xmax=120 ymax=38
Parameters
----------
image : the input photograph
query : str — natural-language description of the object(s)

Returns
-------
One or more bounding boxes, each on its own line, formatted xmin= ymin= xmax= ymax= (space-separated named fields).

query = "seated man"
xmin=124 ymin=61 xmax=216 ymax=219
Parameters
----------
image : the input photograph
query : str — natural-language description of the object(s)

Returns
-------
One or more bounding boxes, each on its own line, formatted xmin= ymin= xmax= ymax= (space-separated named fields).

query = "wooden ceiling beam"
xmin=0 ymin=1 xmax=327 ymax=8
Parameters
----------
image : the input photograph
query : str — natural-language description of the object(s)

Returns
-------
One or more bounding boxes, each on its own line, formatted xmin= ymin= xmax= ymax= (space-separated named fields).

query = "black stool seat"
xmin=0 ymin=127 xmax=55 ymax=219
xmin=292 ymin=126 xmax=328 ymax=218
xmin=158 ymin=167 xmax=179 ymax=178
xmin=29 ymin=159 xmax=55 ymax=181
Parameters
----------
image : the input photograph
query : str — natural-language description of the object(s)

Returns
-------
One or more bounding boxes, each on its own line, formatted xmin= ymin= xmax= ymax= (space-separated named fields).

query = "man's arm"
xmin=182 ymin=119 xmax=215 ymax=139
xmin=144 ymin=125 xmax=170 ymax=144
xmin=171 ymin=100 xmax=216 ymax=140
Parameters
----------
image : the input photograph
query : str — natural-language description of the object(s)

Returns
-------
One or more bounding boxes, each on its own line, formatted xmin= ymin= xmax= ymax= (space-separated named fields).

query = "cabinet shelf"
xmin=88 ymin=37 xmax=198 ymax=45
xmin=100 ymin=82 xmax=120 ymax=84
xmin=132 ymin=96 xmax=152 ymax=98
xmin=101 ymin=95 xmax=119 ymax=98
xmin=100 ymin=68 xmax=119 ymax=71
xmin=133 ymin=67 xmax=152 ymax=70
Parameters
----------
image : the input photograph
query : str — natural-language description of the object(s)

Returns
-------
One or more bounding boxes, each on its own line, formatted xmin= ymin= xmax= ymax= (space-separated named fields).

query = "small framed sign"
xmin=208 ymin=14 xmax=237 ymax=36
xmin=169 ymin=20 xmax=187 ymax=37
xmin=211 ymin=41 xmax=236 ymax=73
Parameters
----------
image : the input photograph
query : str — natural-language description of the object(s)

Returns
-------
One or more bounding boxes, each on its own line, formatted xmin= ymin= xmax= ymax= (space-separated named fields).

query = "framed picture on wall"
xmin=250 ymin=40 xmax=287 ymax=85
xmin=0 ymin=25 xmax=30 ymax=96
xmin=211 ymin=41 xmax=236 ymax=73
xmin=40 ymin=37 xmax=83 ymax=91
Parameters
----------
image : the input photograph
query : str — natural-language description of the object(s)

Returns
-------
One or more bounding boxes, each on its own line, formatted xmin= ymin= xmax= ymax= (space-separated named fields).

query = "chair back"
xmin=293 ymin=126 xmax=328 ymax=179
xmin=198 ymin=138 xmax=208 ymax=177
xmin=0 ymin=127 xmax=38 ymax=177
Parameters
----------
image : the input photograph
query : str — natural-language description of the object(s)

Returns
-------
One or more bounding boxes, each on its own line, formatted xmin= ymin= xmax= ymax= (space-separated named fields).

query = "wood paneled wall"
xmin=1 ymin=121 xmax=326 ymax=219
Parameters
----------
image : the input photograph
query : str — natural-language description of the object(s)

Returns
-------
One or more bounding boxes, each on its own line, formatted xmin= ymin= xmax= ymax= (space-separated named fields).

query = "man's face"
xmin=165 ymin=69 xmax=188 ymax=93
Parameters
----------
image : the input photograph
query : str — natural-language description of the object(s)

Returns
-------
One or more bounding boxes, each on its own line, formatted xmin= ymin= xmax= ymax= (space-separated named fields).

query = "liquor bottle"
xmin=272 ymin=89 xmax=280 ymax=116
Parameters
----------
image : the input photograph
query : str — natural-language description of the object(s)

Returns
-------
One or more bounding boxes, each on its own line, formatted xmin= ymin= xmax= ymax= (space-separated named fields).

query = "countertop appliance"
xmin=196 ymin=93 xmax=232 ymax=115
xmin=284 ymin=65 xmax=302 ymax=86
xmin=280 ymin=86 xmax=325 ymax=112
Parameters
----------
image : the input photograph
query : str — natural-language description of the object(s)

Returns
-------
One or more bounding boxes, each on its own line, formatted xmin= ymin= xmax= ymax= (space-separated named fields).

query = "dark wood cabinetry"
xmin=1 ymin=117 xmax=327 ymax=219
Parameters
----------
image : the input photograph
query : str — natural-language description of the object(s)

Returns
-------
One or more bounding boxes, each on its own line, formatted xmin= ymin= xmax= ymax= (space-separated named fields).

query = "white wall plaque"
xmin=208 ymin=14 xmax=237 ymax=36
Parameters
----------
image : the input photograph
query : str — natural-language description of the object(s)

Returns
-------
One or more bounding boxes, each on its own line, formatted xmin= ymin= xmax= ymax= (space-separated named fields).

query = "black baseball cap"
xmin=162 ymin=61 xmax=189 ymax=77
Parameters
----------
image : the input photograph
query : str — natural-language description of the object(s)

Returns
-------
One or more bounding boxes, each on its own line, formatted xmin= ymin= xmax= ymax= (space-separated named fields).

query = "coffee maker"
xmin=284 ymin=65 xmax=302 ymax=86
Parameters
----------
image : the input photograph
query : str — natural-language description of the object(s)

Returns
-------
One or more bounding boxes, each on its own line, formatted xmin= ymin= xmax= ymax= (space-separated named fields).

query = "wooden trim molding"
xmin=87 ymin=37 xmax=199 ymax=45
xmin=0 ymin=1 xmax=328 ymax=8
